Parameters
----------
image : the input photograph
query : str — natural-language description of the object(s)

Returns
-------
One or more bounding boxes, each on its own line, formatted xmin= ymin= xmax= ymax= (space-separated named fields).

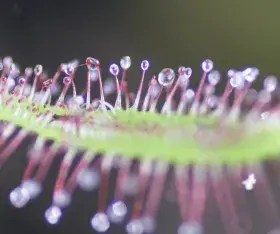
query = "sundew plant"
xmin=0 ymin=55 xmax=280 ymax=234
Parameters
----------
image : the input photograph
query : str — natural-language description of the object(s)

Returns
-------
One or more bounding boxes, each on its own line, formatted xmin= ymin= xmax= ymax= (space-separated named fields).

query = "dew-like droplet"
xmin=264 ymin=75 xmax=278 ymax=93
xmin=109 ymin=64 xmax=120 ymax=76
xmin=126 ymin=219 xmax=144 ymax=234
xmin=18 ymin=77 xmax=25 ymax=85
xmin=107 ymin=200 xmax=128 ymax=223
xmin=227 ymin=69 xmax=236 ymax=78
xmin=91 ymin=212 xmax=110 ymax=233
xmin=86 ymin=57 xmax=100 ymax=71
xmin=141 ymin=60 xmax=149 ymax=71
xmin=3 ymin=56 xmax=13 ymax=68
xmin=21 ymin=179 xmax=42 ymax=199
xmin=53 ymin=189 xmax=72 ymax=208
xmin=201 ymin=59 xmax=214 ymax=73
xmin=63 ymin=63 xmax=75 ymax=76
xmin=141 ymin=216 xmax=156 ymax=234
xmin=120 ymin=56 xmax=131 ymax=70
xmin=178 ymin=66 xmax=186 ymax=75
xmin=185 ymin=89 xmax=195 ymax=100
xmin=178 ymin=74 xmax=189 ymax=87
xmin=230 ymin=72 xmax=245 ymax=89
xmin=158 ymin=68 xmax=175 ymax=87
xmin=77 ymin=168 xmax=100 ymax=191
xmin=243 ymin=67 xmax=259 ymax=82
xmin=45 ymin=205 xmax=62 ymax=225
xmin=63 ymin=76 xmax=71 ymax=85
xmin=90 ymin=69 xmax=99 ymax=81
xmin=34 ymin=64 xmax=43 ymax=76
xmin=9 ymin=187 xmax=30 ymax=208
xmin=177 ymin=222 xmax=203 ymax=234
xmin=208 ymin=70 xmax=221 ymax=86
xmin=207 ymin=95 xmax=218 ymax=108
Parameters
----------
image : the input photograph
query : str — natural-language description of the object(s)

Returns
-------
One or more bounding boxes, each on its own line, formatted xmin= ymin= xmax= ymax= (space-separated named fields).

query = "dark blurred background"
xmin=0 ymin=0 xmax=280 ymax=233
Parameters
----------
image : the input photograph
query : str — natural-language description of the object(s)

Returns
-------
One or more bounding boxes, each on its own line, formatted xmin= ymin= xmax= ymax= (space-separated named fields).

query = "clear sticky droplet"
xmin=264 ymin=75 xmax=278 ymax=93
xmin=107 ymin=200 xmax=128 ymax=223
xmin=63 ymin=76 xmax=71 ymax=85
xmin=3 ymin=56 xmax=13 ymax=68
xmin=9 ymin=187 xmax=30 ymax=208
xmin=77 ymin=168 xmax=100 ymax=191
xmin=201 ymin=59 xmax=214 ymax=73
xmin=178 ymin=74 xmax=189 ymax=87
xmin=207 ymin=95 xmax=218 ymax=108
xmin=120 ymin=56 xmax=131 ymax=70
xmin=185 ymin=89 xmax=195 ymax=100
xmin=208 ymin=70 xmax=221 ymax=85
xmin=21 ymin=179 xmax=42 ymax=200
xmin=18 ymin=77 xmax=25 ymax=85
xmin=64 ymin=64 xmax=75 ymax=76
xmin=109 ymin=64 xmax=120 ymax=76
xmin=177 ymin=222 xmax=203 ymax=234
xmin=34 ymin=65 xmax=43 ymax=76
xmin=243 ymin=67 xmax=259 ymax=82
xmin=91 ymin=212 xmax=110 ymax=233
xmin=86 ymin=57 xmax=100 ymax=71
xmin=158 ymin=68 xmax=175 ymax=87
xmin=53 ymin=189 xmax=72 ymax=208
xmin=227 ymin=69 xmax=236 ymax=77
xmin=178 ymin=66 xmax=186 ymax=75
xmin=230 ymin=72 xmax=245 ymax=89
xmin=45 ymin=205 xmax=62 ymax=225
xmin=90 ymin=69 xmax=99 ymax=81
xmin=141 ymin=60 xmax=149 ymax=71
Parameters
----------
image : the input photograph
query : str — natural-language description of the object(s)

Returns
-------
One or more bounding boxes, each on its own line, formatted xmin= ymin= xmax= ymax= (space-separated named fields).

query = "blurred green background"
xmin=2 ymin=0 xmax=280 ymax=83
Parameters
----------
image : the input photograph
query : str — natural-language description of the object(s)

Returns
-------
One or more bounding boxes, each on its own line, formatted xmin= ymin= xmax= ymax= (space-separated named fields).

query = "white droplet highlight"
xmin=141 ymin=60 xmax=149 ymax=71
xmin=120 ymin=56 xmax=131 ymax=70
xmin=201 ymin=59 xmax=214 ymax=73
xmin=107 ymin=200 xmax=127 ymax=223
xmin=45 ymin=205 xmax=62 ymax=225
xmin=242 ymin=173 xmax=256 ymax=191
xmin=230 ymin=72 xmax=245 ymax=89
xmin=34 ymin=64 xmax=43 ymax=76
xmin=9 ymin=187 xmax=30 ymax=208
xmin=264 ymin=75 xmax=278 ymax=93
xmin=91 ymin=212 xmax=110 ymax=233
xmin=208 ymin=70 xmax=221 ymax=85
xmin=109 ymin=64 xmax=119 ymax=76
xmin=158 ymin=68 xmax=175 ymax=87
xmin=21 ymin=179 xmax=42 ymax=199
xmin=86 ymin=57 xmax=100 ymax=71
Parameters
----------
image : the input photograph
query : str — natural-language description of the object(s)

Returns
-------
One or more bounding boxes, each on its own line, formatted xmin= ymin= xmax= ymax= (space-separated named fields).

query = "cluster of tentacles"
xmin=0 ymin=56 xmax=280 ymax=234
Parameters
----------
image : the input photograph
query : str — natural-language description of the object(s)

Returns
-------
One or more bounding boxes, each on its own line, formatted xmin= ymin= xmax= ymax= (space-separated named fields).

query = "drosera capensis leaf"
xmin=2 ymin=56 xmax=280 ymax=233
